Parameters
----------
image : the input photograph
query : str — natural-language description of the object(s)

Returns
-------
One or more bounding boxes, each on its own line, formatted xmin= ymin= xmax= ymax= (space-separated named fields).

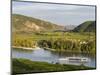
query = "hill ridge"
xmin=73 ymin=21 xmax=96 ymax=32
xmin=12 ymin=14 xmax=64 ymax=33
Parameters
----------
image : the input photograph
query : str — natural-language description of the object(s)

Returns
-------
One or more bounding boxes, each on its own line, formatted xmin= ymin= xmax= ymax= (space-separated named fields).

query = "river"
xmin=12 ymin=47 xmax=96 ymax=68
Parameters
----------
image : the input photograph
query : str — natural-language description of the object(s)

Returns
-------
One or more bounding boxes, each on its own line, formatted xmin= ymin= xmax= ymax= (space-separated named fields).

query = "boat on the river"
xmin=59 ymin=57 xmax=90 ymax=63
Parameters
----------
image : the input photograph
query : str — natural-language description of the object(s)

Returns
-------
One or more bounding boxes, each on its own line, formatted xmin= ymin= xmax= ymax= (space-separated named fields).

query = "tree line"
xmin=12 ymin=38 xmax=95 ymax=54
xmin=38 ymin=38 xmax=95 ymax=54
xmin=12 ymin=39 xmax=37 ymax=48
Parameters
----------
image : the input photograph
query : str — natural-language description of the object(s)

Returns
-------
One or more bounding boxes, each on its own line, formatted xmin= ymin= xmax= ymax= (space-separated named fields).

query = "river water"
xmin=12 ymin=47 xmax=96 ymax=68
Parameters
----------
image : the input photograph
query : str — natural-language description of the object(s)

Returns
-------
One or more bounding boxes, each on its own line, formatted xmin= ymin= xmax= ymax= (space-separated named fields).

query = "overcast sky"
xmin=12 ymin=1 xmax=95 ymax=26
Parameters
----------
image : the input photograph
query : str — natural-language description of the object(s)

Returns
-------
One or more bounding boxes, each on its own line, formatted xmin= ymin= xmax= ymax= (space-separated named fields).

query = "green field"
xmin=12 ymin=58 xmax=95 ymax=75
xmin=13 ymin=32 xmax=95 ymax=41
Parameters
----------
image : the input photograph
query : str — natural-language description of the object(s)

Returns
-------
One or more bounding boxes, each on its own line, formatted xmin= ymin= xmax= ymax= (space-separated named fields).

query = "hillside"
xmin=73 ymin=21 xmax=96 ymax=32
xmin=12 ymin=14 xmax=64 ymax=33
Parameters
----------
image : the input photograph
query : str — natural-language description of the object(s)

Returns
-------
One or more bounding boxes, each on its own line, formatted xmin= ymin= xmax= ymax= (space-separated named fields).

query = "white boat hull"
xmin=58 ymin=57 xmax=90 ymax=64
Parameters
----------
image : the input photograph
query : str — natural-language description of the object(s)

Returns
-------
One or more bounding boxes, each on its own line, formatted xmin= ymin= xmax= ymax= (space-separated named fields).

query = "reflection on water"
xmin=12 ymin=48 xmax=96 ymax=68
xmin=51 ymin=51 xmax=95 ymax=58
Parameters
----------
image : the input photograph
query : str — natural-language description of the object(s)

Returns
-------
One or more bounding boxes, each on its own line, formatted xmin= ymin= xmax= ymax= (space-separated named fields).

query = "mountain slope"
xmin=12 ymin=14 xmax=64 ymax=33
xmin=73 ymin=21 xmax=96 ymax=32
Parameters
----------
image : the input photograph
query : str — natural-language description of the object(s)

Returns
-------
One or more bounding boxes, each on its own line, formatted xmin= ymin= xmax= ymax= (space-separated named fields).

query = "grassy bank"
xmin=12 ymin=58 xmax=95 ymax=75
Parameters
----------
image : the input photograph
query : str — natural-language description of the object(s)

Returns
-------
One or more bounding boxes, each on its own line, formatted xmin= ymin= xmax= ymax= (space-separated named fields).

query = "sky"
xmin=12 ymin=1 xmax=96 ymax=26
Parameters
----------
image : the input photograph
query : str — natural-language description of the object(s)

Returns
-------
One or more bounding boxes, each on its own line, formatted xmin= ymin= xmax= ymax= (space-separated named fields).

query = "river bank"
xmin=43 ymin=47 xmax=93 ymax=53
xmin=12 ymin=58 xmax=95 ymax=75
xmin=12 ymin=46 xmax=41 ymax=50
xmin=12 ymin=46 xmax=95 ymax=56
xmin=43 ymin=47 xmax=96 ymax=57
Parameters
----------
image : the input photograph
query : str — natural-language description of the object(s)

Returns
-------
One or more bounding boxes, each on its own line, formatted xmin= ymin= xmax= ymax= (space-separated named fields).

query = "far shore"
xmin=12 ymin=46 xmax=95 ymax=56
xmin=43 ymin=47 xmax=95 ymax=54
xmin=12 ymin=46 xmax=41 ymax=50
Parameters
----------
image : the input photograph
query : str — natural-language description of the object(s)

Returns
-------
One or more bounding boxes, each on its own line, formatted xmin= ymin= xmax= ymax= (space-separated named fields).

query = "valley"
xmin=12 ymin=14 xmax=96 ymax=74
